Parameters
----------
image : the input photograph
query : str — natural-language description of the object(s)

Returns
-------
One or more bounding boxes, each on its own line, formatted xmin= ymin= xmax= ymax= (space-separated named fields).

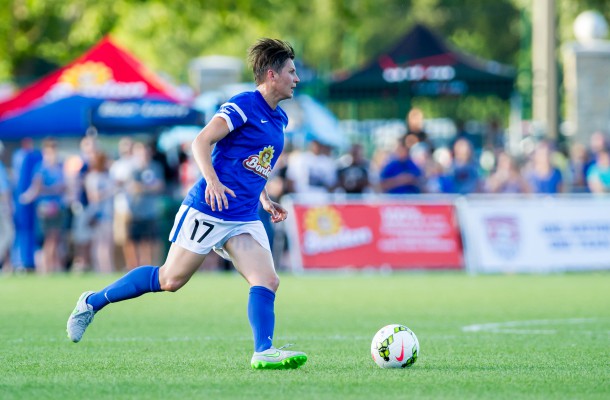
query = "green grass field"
xmin=1 ymin=271 xmax=608 ymax=399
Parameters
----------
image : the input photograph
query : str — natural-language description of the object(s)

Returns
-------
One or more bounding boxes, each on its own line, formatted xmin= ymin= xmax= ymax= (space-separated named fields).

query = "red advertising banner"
xmin=290 ymin=201 xmax=463 ymax=269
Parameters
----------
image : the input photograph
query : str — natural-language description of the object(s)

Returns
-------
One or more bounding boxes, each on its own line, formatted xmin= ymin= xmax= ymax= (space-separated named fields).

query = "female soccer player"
xmin=67 ymin=38 xmax=306 ymax=370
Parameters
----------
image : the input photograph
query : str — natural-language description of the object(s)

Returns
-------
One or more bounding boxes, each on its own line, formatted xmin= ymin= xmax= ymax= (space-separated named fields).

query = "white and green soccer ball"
xmin=371 ymin=324 xmax=419 ymax=369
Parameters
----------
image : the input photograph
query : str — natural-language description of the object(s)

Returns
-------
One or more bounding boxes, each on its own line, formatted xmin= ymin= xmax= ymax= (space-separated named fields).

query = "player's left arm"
xmin=260 ymin=188 xmax=287 ymax=223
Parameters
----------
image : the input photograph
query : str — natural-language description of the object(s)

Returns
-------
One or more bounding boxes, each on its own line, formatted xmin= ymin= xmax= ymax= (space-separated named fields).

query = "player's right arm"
xmin=191 ymin=117 xmax=236 ymax=212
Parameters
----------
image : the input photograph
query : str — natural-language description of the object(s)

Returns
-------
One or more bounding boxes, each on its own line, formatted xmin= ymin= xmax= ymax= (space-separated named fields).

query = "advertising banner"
xmin=286 ymin=198 xmax=463 ymax=270
xmin=457 ymin=197 xmax=610 ymax=273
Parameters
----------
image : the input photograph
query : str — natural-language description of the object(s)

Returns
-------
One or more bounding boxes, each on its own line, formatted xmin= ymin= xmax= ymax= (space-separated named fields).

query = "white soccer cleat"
xmin=66 ymin=291 xmax=95 ymax=343
xmin=251 ymin=344 xmax=308 ymax=370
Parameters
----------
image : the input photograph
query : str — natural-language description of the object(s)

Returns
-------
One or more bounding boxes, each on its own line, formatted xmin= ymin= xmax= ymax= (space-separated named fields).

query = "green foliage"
xmin=0 ymin=0 xmax=524 ymax=85
xmin=2 ymin=0 xmax=607 ymax=123
xmin=1 ymin=0 xmax=124 ymax=84
xmin=0 ymin=272 xmax=608 ymax=399
xmin=412 ymin=95 xmax=510 ymax=122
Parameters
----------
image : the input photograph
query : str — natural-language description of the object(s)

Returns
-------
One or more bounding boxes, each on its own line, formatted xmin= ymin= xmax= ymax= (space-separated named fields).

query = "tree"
xmin=0 ymin=0 xmax=524 ymax=86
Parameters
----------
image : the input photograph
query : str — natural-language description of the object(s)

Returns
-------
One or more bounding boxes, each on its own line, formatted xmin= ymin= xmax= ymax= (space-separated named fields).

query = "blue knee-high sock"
xmin=86 ymin=266 xmax=162 ymax=312
xmin=248 ymin=286 xmax=276 ymax=352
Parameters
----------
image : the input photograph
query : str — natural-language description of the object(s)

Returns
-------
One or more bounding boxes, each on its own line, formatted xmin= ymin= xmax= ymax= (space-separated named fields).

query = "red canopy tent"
xmin=0 ymin=36 xmax=200 ymax=139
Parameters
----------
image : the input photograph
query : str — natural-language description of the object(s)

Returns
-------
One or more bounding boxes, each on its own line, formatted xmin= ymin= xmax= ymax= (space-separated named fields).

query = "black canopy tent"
xmin=328 ymin=24 xmax=516 ymax=103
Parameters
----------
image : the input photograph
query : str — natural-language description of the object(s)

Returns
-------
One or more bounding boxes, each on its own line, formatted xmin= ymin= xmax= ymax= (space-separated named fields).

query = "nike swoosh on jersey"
xmin=395 ymin=341 xmax=405 ymax=361
xmin=261 ymin=120 xmax=268 ymax=123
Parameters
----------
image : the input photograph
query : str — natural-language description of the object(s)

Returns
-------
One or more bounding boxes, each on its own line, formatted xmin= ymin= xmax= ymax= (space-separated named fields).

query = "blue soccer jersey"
xmin=183 ymin=90 xmax=288 ymax=221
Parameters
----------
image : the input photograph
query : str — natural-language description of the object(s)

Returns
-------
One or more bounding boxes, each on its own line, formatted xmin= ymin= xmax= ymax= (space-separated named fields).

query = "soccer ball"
xmin=371 ymin=324 xmax=419 ymax=369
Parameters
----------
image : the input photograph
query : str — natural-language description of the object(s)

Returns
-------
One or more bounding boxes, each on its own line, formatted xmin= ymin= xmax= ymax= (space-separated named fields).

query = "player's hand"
xmin=262 ymin=199 xmax=288 ymax=223
xmin=205 ymin=179 xmax=236 ymax=212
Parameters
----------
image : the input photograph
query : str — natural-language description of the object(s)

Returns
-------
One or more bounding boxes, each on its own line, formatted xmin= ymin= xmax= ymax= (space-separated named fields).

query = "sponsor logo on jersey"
xmin=243 ymin=145 xmax=275 ymax=179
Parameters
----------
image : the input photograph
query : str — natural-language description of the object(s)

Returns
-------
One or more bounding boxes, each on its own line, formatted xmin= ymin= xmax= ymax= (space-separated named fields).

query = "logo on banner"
xmin=485 ymin=216 xmax=520 ymax=260
xmin=302 ymin=206 xmax=372 ymax=255
xmin=96 ymin=101 xmax=190 ymax=119
xmin=61 ymin=61 xmax=113 ymax=88
xmin=382 ymin=64 xmax=456 ymax=83
xmin=46 ymin=61 xmax=147 ymax=101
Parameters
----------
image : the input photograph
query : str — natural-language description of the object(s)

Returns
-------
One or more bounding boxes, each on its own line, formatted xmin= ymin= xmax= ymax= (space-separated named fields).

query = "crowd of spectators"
xmin=1 ymin=108 xmax=609 ymax=274
xmin=0 ymin=136 xmax=173 ymax=274
xmin=277 ymin=110 xmax=610 ymax=200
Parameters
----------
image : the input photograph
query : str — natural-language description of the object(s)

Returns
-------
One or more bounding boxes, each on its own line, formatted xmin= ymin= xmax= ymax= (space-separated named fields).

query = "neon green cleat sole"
xmin=251 ymin=354 xmax=308 ymax=370
xmin=251 ymin=345 xmax=308 ymax=370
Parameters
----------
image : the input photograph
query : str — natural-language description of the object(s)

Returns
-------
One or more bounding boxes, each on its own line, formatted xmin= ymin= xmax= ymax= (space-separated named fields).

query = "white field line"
xmin=462 ymin=318 xmax=600 ymax=335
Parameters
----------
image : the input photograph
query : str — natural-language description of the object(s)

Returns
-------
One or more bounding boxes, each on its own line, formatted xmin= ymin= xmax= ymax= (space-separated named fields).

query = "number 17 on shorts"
xmin=168 ymin=204 xmax=271 ymax=256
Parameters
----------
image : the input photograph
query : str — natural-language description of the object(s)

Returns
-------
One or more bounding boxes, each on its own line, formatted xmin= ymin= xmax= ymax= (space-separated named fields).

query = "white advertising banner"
xmin=457 ymin=196 xmax=610 ymax=273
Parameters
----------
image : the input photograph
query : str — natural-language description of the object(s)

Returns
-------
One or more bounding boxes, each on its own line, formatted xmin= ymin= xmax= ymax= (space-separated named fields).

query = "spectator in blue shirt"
xmin=379 ymin=133 xmax=422 ymax=194
xmin=587 ymin=148 xmax=610 ymax=194
xmin=19 ymin=138 xmax=67 ymax=273
xmin=526 ymin=141 xmax=563 ymax=194
xmin=10 ymin=138 xmax=41 ymax=272
xmin=450 ymin=138 xmax=480 ymax=195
